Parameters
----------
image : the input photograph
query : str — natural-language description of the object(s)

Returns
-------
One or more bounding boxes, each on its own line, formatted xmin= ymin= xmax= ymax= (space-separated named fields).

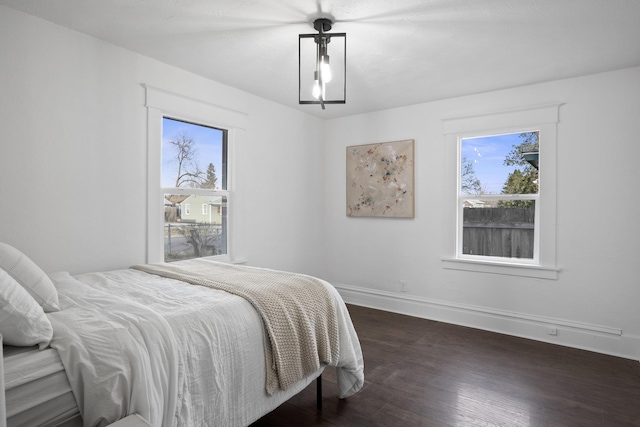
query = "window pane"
xmin=462 ymin=201 xmax=535 ymax=259
xmin=461 ymin=132 xmax=539 ymax=195
xmin=164 ymin=194 xmax=227 ymax=261
xmin=161 ymin=117 xmax=228 ymax=263
xmin=162 ymin=117 xmax=226 ymax=190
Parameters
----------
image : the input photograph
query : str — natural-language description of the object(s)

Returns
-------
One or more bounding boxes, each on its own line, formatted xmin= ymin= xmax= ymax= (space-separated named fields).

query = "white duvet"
xmin=46 ymin=265 xmax=364 ymax=427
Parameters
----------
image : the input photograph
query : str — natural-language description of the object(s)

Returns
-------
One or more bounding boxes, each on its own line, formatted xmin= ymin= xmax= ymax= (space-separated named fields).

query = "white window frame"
xmin=184 ymin=203 xmax=191 ymax=216
xmin=442 ymin=104 xmax=561 ymax=280
xmin=144 ymin=84 xmax=247 ymax=264
xmin=202 ymin=203 xmax=208 ymax=216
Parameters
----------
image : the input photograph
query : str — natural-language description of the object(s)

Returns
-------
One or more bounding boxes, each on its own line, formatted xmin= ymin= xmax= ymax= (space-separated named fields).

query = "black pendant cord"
xmin=317 ymin=24 xmax=326 ymax=110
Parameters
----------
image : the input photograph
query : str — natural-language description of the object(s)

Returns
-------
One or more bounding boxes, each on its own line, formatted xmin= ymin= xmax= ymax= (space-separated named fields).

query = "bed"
xmin=0 ymin=243 xmax=364 ymax=427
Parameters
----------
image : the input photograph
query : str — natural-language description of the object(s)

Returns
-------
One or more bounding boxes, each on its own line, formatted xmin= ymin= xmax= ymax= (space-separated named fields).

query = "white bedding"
xmin=46 ymin=263 xmax=364 ymax=427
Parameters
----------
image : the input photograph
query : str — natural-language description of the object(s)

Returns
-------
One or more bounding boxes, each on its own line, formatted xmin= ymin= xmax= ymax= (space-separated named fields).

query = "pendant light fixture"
xmin=299 ymin=18 xmax=346 ymax=109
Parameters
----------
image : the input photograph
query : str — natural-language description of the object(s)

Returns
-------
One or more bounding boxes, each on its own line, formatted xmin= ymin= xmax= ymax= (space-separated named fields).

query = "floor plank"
xmin=251 ymin=305 xmax=640 ymax=426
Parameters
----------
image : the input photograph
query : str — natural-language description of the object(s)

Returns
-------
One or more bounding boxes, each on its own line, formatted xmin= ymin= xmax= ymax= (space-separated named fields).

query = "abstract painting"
xmin=346 ymin=139 xmax=415 ymax=218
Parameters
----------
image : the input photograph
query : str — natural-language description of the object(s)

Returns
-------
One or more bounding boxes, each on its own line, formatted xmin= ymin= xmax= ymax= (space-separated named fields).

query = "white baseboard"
xmin=334 ymin=283 xmax=640 ymax=361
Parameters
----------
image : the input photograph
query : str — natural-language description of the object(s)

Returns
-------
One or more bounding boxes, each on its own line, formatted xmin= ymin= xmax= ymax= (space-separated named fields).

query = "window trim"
xmin=442 ymin=104 xmax=561 ymax=279
xmin=144 ymin=84 xmax=247 ymax=264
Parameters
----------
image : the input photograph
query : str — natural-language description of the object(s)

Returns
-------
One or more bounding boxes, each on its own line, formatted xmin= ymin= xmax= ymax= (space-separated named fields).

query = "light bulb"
xmin=312 ymin=79 xmax=321 ymax=99
xmin=320 ymin=55 xmax=332 ymax=83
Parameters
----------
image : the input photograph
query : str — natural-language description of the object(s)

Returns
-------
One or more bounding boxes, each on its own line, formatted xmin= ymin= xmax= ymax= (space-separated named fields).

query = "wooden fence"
xmin=463 ymin=207 xmax=535 ymax=259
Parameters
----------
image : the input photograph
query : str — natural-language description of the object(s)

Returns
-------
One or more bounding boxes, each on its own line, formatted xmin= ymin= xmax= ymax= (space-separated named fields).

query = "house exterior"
xmin=463 ymin=199 xmax=486 ymax=208
xmin=179 ymin=195 xmax=223 ymax=224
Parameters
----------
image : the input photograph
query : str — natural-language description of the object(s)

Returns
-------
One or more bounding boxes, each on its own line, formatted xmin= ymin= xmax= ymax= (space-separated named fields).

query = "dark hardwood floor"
xmin=252 ymin=304 xmax=640 ymax=426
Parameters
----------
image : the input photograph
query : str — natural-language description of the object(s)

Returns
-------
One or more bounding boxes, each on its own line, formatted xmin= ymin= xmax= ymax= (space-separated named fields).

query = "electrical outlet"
xmin=399 ymin=280 xmax=407 ymax=293
xmin=547 ymin=327 xmax=558 ymax=336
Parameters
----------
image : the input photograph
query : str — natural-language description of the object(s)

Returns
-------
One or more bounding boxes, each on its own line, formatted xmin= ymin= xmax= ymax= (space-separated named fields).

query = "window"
xmin=460 ymin=131 xmax=539 ymax=261
xmin=442 ymin=104 xmax=560 ymax=279
xmin=162 ymin=118 xmax=228 ymax=262
xmin=144 ymin=84 xmax=247 ymax=264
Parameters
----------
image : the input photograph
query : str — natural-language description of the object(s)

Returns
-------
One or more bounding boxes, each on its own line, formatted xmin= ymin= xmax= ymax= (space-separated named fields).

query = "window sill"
xmin=200 ymin=255 xmax=248 ymax=265
xmin=442 ymin=257 xmax=559 ymax=280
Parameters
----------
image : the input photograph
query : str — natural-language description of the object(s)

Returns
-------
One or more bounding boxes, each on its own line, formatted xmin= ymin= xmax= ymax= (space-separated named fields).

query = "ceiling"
xmin=2 ymin=0 xmax=639 ymax=119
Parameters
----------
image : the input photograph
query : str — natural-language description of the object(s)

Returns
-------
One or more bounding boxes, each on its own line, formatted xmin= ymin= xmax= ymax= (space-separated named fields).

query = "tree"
xmin=177 ymin=223 xmax=222 ymax=258
xmin=201 ymin=163 xmax=218 ymax=189
xmin=504 ymin=132 xmax=539 ymax=168
xmin=461 ymin=155 xmax=483 ymax=195
xmin=168 ymin=131 xmax=204 ymax=188
xmin=499 ymin=132 xmax=539 ymax=207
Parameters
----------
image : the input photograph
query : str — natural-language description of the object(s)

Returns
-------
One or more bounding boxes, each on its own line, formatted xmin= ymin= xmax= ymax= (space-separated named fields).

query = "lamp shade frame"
xmin=299 ymin=31 xmax=346 ymax=108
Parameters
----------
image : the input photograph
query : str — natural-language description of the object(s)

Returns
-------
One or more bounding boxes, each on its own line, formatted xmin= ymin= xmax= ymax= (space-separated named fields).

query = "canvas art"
xmin=346 ymin=139 xmax=415 ymax=218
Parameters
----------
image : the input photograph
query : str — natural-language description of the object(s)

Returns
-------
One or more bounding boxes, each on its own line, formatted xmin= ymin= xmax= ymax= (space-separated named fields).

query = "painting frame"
xmin=346 ymin=139 xmax=415 ymax=218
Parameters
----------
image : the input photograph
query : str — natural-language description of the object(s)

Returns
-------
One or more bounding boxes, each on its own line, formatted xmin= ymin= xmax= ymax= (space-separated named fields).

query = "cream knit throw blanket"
xmin=132 ymin=259 xmax=340 ymax=394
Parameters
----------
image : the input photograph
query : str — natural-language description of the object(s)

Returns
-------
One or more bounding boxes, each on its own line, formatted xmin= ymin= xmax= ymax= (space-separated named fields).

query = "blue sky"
xmin=161 ymin=118 xmax=224 ymax=189
xmin=461 ymin=132 xmax=524 ymax=194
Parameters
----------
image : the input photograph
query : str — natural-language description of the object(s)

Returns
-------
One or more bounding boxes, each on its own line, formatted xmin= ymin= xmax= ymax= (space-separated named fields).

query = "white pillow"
xmin=0 ymin=242 xmax=59 ymax=312
xmin=0 ymin=267 xmax=53 ymax=349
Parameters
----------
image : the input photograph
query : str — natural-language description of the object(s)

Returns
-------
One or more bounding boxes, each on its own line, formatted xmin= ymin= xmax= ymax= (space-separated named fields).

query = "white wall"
xmin=0 ymin=6 xmax=326 ymax=277
xmin=324 ymin=67 xmax=640 ymax=360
